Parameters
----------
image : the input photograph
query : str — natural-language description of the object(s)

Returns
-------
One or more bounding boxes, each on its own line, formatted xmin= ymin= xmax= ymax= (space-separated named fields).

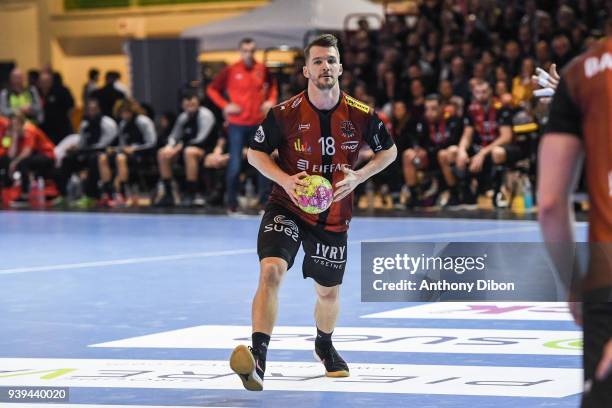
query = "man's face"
xmin=424 ymin=100 xmax=441 ymax=123
xmin=86 ymin=101 xmax=100 ymax=118
xmin=303 ymin=46 xmax=343 ymax=91
xmin=9 ymin=69 xmax=24 ymax=90
xmin=182 ymin=97 xmax=199 ymax=114
xmin=121 ymin=109 xmax=133 ymax=122
xmin=239 ymin=41 xmax=256 ymax=66
xmin=473 ymin=83 xmax=491 ymax=104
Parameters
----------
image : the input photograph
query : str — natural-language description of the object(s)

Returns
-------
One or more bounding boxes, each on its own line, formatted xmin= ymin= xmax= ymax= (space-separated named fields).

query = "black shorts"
xmin=581 ymin=301 xmax=612 ymax=408
xmin=501 ymin=142 xmax=530 ymax=164
xmin=257 ymin=203 xmax=348 ymax=287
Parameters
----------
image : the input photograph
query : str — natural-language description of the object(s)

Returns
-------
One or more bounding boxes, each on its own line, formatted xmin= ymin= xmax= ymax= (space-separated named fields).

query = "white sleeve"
xmin=189 ymin=107 xmax=216 ymax=145
xmin=94 ymin=117 xmax=118 ymax=148
xmin=133 ymin=115 xmax=157 ymax=150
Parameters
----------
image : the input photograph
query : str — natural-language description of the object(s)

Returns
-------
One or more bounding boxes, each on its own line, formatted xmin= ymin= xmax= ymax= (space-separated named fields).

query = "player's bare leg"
xmin=230 ymin=257 xmax=287 ymax=391
xmin=312 ymin=282 xmax=349 ymax=377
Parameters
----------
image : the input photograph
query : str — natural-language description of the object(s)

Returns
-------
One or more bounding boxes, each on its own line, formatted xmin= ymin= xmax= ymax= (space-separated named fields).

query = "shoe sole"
xmin=229 ymin=345 xmax=263 ymax=391
xmin=312 ymin=350 xmax=350 ymax=378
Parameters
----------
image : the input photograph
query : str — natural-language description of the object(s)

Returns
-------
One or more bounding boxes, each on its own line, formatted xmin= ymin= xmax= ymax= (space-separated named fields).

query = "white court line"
xmin=0 ymin=225 xmax=541 ymax=275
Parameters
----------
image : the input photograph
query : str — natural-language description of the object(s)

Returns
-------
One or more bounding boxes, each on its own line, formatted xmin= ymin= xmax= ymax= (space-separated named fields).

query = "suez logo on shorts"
xmin=263 ymin=215 xmax=299 ymax=242
xmin=311 ymin=243 xmax=347 ymax=269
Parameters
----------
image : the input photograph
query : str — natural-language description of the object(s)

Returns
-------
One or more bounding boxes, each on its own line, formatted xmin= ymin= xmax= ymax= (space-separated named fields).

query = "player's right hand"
xmin=281 ymin=171 xmax=310 ymax=206
xmin=224 ymin=103 xmax=242 ymax=117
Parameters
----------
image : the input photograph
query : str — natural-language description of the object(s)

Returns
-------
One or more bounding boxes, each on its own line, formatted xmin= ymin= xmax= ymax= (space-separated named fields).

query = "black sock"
xmin=103 ymin=182 xmax=113 ymax=195
xmin=186 ymin=181 xmax=198 ymax=195
xmin=315 ymin=327 xmax=333 ymax=349
xmin=252 ymin=332 xmax=270 ymax=360
xmin=162 ymin=179 xmax=172 ymax=194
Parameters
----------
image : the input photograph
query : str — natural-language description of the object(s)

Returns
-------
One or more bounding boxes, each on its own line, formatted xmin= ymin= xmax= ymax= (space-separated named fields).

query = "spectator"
xmin=82 ymin=68 xmax=99 ymax=106
xmin=91 ymin=71 xmax=126 ymax=119
xmin=98 ymin=98 xmax=157 ymax=208
xmin=0 ymin=68 xmax=43 ymax=123
xmin=155 ymin=91 xmax=215 ymax=207
xmin=512 ymin=58 xmax=536 ymax=107
xmin=551 ymin=32 xmax=575 ymax=69
xmin=54 ymin=98 xmax=117 ymax=208
xmin=206 ymin=37 xmax=278 ymax=213
xmin=0 ymin=113 xmax=55 ymax=208
xmin=38 ymin=71 xmax=75 ymax=144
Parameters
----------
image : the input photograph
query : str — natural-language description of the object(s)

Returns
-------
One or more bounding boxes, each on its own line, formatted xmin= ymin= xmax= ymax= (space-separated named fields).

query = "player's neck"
xmin=307 ymin=83 xmax=340 ymax=111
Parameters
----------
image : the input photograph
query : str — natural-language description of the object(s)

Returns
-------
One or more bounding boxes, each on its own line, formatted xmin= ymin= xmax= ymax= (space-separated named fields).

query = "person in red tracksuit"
xmin=0 ymin=114 xmax=55 ymax=208
xmin=207 ymin=37 xmax=278 ymax=213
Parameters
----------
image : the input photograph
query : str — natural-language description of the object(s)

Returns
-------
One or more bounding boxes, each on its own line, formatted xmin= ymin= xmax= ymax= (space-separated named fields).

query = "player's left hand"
xmin=333 ymin=167 xmax=362 ymax=202
xmin=260 ymin=101 xmax=274 ymax=115
xmin=469 ymin=152 xmax=485 ymax=173
xmin=596 ymin=339 xmax=612 ymax=381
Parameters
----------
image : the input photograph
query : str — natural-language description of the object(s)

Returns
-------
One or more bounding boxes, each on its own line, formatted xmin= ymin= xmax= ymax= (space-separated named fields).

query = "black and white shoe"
xmin=229 ymin=345 xmax=264 ymax=391
xmin=314 ymin=343 xmax=350 ymax=377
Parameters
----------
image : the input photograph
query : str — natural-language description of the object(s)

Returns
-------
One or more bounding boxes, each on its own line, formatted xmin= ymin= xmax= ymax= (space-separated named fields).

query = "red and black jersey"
xmin=414 ymin=115 xmax=463 ymax=154
xmin=249 ymin=91 xmax=394 ymax=232
xmin=466 ymin=101 xmax=513 ymax=146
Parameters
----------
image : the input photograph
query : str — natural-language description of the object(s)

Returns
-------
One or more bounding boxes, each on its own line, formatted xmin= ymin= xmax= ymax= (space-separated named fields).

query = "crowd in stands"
xmin=0 ymin=0 xmax=608 ymax=212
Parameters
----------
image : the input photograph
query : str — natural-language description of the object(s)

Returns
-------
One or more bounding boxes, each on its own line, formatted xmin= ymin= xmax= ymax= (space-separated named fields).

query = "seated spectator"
xmin=512 ymin=58 xmax=536 ymax=107
xmin=38 ymin=71 xmax=75 ymax=144
xmin=444 ymin=80 xmax=514 ymax=206
xmin=98 ymin=99 xmax=157 ymax=208
xmin=0 ymin=68 xmax=43 ymax=124
xmin=155 ymin=91 xmax=215 ymax=207
xmin=403 ymin=94 xmax=463 ymax=207
xmin=0 ymin=113 xmax=55 ymax=208
xmin=54 ymin=98 xmax=117 ymax=208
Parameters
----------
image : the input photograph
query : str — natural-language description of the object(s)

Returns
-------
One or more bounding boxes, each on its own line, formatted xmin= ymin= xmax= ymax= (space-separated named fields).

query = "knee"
xmin=116 ymin=153 xmax=128 ymax=165
xmin=98 ymin=154 xmax=108 ymax=165
xmin=491 ymin=147 xmax=506 ymax=164
xmin=403 ymin=149 xmax=416 ymax=163
xmin=437 ymin=149 xmax=448 ymax=164
xmin=260 ymin=260 xmax=285 ymax=289
xmin=317 ymin=286 xmax=339 ymax=305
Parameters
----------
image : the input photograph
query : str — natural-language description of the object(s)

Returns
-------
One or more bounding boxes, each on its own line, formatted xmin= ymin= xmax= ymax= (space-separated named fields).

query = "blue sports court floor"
xmin=0 ymin=211 xmax=588 ymax=407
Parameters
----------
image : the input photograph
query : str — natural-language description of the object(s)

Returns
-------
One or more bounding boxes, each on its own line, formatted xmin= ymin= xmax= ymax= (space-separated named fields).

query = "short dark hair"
xmin=425 ymin=93 xmax=441 ymax=104
xmin=88 ymin=68 xmax=99 ymax=80
xmin=304 ymin=34 xmax=340 ymax=61
xmin=239 ymin=37 xmax=255 ymax=47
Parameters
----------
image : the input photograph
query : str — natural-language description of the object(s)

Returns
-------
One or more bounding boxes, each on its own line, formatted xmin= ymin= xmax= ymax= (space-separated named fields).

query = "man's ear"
xmin=302 ymin=65 xmax=309 ymax=79
xmin=338 ymin=63 xmax=343 ymax=77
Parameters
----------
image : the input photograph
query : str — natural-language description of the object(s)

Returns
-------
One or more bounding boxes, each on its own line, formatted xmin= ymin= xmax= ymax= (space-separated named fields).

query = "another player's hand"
xmin=468 ymin=152 xmax=485 ymax=173
xmin=281 ymin=171 xmax=309 ymax=206
xmin=596 ymin=339 xmax=612 ymax=381
xmin=223 ymin=103 xmax=242 ymax=118
xmin=333 ymin=167 xmax=362 ymax=203
xmin=456 ymin=148 xmax=469 ymax=170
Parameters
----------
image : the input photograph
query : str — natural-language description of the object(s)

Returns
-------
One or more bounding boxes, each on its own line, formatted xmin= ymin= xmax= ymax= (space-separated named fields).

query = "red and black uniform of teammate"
xmin=402 ymin=94 xmax=462 ymax=207
xmin=540 ymin=34 xmax=612 ymax=407
xmin=229 ymin=34 xmax=397 ymax=392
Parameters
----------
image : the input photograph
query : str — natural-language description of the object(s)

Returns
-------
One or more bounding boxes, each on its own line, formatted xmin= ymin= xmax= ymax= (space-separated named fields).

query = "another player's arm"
xmin=538 ymin=77 xmax=584 ymax=323
xmin=456 ymin=120 xmax=473 ymax=168
xmin=334 ymin=114 xmax=397 ymax=202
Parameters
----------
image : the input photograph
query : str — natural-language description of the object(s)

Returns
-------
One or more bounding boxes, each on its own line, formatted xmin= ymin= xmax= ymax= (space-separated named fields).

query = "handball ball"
xmin=296 ymin=175 xmax=333 ymax=214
